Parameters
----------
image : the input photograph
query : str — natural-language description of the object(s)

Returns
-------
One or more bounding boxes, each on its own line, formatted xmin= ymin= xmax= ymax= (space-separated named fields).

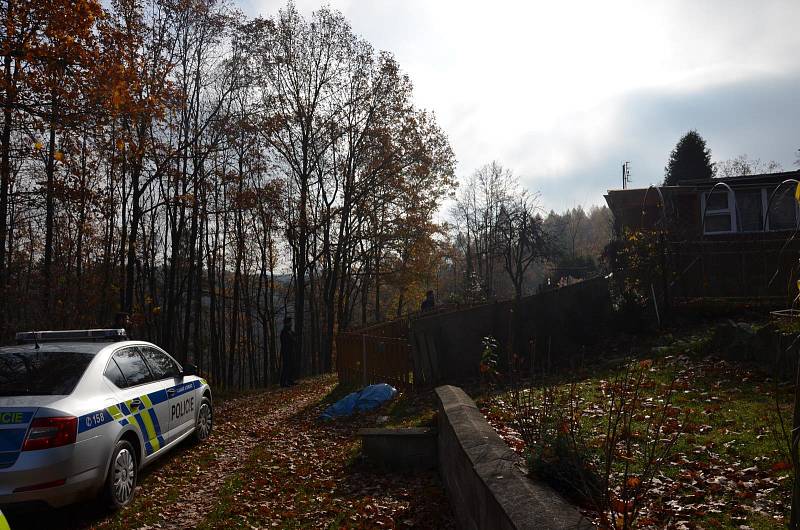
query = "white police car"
xmin=0 ymin=329 xmax=212 ymax=509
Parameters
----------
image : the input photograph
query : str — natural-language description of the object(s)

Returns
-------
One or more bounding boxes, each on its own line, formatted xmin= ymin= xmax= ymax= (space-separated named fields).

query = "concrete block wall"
xmin=435 ymin=385 xmax=593 ymax=530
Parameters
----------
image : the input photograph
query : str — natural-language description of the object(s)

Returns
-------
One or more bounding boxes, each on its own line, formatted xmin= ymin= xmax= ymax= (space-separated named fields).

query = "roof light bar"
xmin=15 ymin=329 xmax=128 ymax=344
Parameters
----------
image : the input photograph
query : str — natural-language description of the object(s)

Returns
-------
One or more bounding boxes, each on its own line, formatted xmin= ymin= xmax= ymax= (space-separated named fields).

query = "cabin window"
xmin=702 ymin=189 xmax=734 ymax=234
xmin=701 ymin=186 xmax=798 ymax=234
xmin=767 ymin=188 xmax=798 ymax=231
xmin=735 ymin=189 xmax=765 ymax=232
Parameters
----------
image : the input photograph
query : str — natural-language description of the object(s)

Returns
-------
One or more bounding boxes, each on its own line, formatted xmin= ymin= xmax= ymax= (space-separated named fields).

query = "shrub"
xmin=511 ymin=360 xmax=686 ymax=528
xmin=604 ymin=229 xmax=667 ymax=330
xmin=480 ymin=336 xmax=500 ymax=385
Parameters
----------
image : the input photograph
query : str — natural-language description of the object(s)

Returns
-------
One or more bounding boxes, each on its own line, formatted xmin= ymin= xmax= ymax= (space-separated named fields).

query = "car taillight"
xmin=22 ymin=416 xmax=77 ymax=451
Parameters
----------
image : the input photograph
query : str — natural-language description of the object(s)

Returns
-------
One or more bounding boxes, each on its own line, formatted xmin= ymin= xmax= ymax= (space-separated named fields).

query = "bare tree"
xmin=497 ymin=192 xmax=550 ymax=300
xmin=451 ymin=161 xmax=517 ymax=298
xmin=716 ymin=153 xmax=782 ymax=178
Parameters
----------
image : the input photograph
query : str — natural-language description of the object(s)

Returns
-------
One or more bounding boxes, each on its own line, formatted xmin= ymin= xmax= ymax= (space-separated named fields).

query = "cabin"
xmin=605 ymin=170 xmax=800 ymax=302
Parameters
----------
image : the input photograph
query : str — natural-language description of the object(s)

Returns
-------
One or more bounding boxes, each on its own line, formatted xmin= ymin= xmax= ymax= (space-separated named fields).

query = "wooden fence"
xmin=334 ymin=279 xmax=613 ymax=389
xmin=667 ymin=238 xmax=800 ymax=302
xmin=335 ymin=331 xmax=412 ymax=389
xmin=349 ymin=318 xmax=408 ymax=339
xmin=334 ymin=301 xmax=521 ymax=389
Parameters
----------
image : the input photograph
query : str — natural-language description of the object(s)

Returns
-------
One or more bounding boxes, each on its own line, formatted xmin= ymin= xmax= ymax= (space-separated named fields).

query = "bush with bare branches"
xmin=511 ymin=360 xmax=687 ymax=528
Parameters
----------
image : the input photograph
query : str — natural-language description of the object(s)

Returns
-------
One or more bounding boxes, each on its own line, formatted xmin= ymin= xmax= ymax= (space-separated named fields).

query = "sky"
xmin=240 ymin=0 xmax=800 ymax=213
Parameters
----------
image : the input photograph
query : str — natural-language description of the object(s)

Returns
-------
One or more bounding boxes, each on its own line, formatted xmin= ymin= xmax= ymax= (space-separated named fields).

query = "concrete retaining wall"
xmin=357 ymin=427 xmax=437 ymax=470
xmin=435 ymin=385 xmax=593 ymax=530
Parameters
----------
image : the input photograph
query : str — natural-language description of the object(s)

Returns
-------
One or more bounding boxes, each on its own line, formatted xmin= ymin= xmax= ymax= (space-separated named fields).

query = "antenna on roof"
xmin=33 ymin=331 xmax=40 ymax=350
xmin=622 ymin=161 xmax=631 ymax=189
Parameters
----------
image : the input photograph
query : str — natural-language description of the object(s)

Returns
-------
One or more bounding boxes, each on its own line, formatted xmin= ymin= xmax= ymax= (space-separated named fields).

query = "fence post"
xmin=362 ymin=333 xmax=367 ymax=386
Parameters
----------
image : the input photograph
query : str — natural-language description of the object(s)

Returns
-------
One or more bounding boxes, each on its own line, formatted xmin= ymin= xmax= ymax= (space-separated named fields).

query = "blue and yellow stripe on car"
xmin=106 ymin=404 xmax=124 ymax=421
xmin=78 ymin=395 xmax=163 ymax=454
xmin=122 ymin=394 xmax=166 ymax=454
xmin=118 ymin=401 xmax=131 ymax=416
xmin=79 ymin=379 xmax=203 ymax=454
xmin=0 ymin=508 xmax=10 ymax=530
xmin=132 ymin=410 xmax=161 ymax=454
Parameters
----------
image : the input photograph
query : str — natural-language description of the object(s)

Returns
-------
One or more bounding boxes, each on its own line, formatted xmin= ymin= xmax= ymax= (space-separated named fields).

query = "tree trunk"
xmin=43 ymin=97 xmax=58 ymax=313
xmin=0 ymin=1 xmax=18 ymax=337
xmin=180 ymin=183 xmax=199 ymax=364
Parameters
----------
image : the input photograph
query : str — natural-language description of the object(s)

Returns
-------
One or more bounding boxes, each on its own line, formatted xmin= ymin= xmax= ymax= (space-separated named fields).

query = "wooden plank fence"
xmin=335 ymin=279 xmax=614 ymax=389
xmin=335 ymin=331 xmax=412 ymax=389
xmin=668 ymin=238 xmax=800 ymax=301
xmin=334 ymin=303 xmax=487 ymax=390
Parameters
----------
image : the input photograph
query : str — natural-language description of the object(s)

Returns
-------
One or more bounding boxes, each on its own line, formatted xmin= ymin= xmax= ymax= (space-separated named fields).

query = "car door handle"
xmin=130 ymin=398 xmax=143 ymax=409
xmin=166 ymin=388 xmax=176 ymax=397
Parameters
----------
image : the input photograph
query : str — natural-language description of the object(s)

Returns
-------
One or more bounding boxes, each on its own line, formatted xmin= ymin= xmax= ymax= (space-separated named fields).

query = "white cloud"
xmin=242 ymin=0 xmax=800 ymax=211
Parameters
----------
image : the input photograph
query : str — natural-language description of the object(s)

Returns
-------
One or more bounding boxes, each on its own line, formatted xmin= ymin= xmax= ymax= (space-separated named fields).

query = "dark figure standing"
xmin=280 ymin=317 xmax=296 ymax=387
xmin=112 ymin=312 xmax=131 ymax=338
xmin=420 ymin=290 xmax=435 ymax=312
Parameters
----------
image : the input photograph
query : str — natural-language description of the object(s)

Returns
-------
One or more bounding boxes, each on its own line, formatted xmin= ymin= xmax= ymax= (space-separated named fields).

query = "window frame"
xmin=700 ymin=186 xmax=800 ymax=234
xmin=735 ymin=188 xmax=768 ymax=233
xmin=765 ymin=186 xmax=800 ymax=232
xmin=701 ymin=189 xmax=736 ymax=235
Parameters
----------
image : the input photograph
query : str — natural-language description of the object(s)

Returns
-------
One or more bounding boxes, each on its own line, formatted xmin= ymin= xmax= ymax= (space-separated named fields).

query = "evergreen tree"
xmin=663 ymin=130 xmax=714 ymax=185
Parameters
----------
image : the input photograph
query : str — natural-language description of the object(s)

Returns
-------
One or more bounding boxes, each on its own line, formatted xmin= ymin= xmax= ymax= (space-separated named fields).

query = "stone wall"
xmin=435 ymin=385 xmax=593 ymax=530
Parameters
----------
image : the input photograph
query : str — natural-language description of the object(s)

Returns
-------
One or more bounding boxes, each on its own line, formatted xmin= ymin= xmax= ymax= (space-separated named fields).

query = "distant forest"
xmin=0 ymin=0 xmax=610 ymax=389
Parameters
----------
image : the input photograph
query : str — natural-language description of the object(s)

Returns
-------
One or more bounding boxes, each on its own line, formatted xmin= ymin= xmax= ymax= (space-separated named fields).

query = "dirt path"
xmin=106 ymin=377 xmax=336 ymax=529
xmin=5 ymin=376 xmax=454 ymax=529
xmin=196 ymin=381 xmax=454 ymax=529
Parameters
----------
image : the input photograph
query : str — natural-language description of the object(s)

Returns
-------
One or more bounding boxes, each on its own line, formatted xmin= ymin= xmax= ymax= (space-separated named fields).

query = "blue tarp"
xmin=320 ymin=383 xmax=397 ymax=420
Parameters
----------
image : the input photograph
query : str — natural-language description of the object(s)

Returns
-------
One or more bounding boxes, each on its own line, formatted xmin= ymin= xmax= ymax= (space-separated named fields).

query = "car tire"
xmin=192 ymin=396 xmax=213 ymax=444
xmin=103 ymin=439 xmax=138 ymax=510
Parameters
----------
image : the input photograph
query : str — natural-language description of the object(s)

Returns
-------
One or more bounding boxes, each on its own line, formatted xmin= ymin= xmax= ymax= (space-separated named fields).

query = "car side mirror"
xmin=182 ymin=363 xmax=197 ymax=377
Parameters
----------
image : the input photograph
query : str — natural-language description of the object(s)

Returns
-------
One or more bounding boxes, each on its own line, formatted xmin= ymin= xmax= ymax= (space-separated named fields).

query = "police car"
xmin=0 ymin=329 xmax=213 ymax=510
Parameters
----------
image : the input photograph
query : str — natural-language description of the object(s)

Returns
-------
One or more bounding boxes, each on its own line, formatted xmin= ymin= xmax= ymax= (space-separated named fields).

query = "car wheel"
xmin=192 ymin=397 xmax=213 ymax=443
xmin=104 ymin=439 xmax=138 ymax=510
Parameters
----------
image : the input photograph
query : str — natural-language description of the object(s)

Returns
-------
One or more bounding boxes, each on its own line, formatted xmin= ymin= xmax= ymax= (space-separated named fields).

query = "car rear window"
xmin=0 ymin=351 xmax=94 ymax=396
xmin=104 ymin=359 xmax=127 ymax=388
